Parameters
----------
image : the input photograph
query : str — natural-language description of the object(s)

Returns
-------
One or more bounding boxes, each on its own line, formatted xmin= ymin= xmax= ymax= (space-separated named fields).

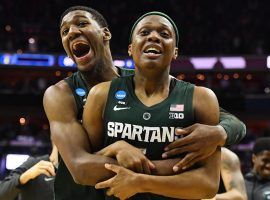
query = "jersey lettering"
xmin=107 ymin=122 xmax=175 ymax=143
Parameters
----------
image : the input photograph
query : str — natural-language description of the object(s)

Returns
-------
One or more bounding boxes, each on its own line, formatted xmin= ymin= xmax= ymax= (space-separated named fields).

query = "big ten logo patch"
xmin=169 ymin=112 xmax=184 ymax=119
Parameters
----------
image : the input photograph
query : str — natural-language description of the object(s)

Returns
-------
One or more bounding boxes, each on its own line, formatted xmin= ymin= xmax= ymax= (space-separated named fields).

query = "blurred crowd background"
xmin=0 ymin=0 xmax=269 ymax=178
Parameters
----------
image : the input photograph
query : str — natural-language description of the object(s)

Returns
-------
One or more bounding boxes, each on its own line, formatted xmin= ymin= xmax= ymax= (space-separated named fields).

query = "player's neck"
xmin=79 ymin=63 xmax=118 ymax=89
xmin=133 ymin=73 xmax=171 ymax=97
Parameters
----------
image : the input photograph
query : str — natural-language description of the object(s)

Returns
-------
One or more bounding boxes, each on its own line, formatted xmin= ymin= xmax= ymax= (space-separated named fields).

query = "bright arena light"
xmin=219 ymin=57 xmax=246 ymax=69
xmin=63 ymin=56 xmax=75 ymax=67
xmin=190 ymin=57 xmax=218 ymax=69
xmin=28 ymin=37 xmax=35 ymax=44
xmin=113 ymin=60 xmax=125 ymax=67
xmin=19 ymin=117 xmax=26 ymax=125
xmin=6 ymin=154 xmax=30 ymax=170
xmin=125 ymin=59 xmax=134 ymax=68
xmin=3 ymin=54 xmax=11 ymax=64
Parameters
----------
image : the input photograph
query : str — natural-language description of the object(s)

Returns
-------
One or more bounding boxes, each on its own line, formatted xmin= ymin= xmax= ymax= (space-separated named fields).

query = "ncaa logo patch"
xmin=75 ymin=88 xmax=86 ymax=97
xmin=115 ymin=90 xmax=126 ymax=100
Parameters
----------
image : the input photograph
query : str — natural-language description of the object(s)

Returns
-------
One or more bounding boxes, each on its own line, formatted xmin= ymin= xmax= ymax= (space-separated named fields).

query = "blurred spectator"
xmin=0 ymin=142 xmax=57 ymax=200
xmin=244 ymin=137 xmax=270 ymax=200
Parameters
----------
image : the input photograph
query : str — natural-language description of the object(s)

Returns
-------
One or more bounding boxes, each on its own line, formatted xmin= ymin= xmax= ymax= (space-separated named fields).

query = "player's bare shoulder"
xmin=221 ymin=148 xmax=241 ymax=167
xmin=193 ymin=85 xmax=219 ymax=125
xmin=44 ymin=80 xmax=72 ymax=98
xmin=88 ymin=81 xmax=111 ymax=100
xmin=43 ymin=80 xmax=77 ymax=120
xmin=194 ymin=86 xmax=217 ymax=101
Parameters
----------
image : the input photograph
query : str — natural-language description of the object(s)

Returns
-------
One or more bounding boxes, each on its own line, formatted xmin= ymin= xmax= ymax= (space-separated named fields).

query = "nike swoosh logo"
xmin=113 ymin=105 xmax=131 ymax=111
xmin=44 ymin=177 xmax=54 ymax=182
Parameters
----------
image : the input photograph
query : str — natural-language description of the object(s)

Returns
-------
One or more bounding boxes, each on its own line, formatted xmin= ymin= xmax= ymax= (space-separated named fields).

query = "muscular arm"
xmin=44 ymin=81 xmax=181 ymax=186
xmin=213 ymin=148 xmax=247 ymax=200
xmin=43 ymin=81 xmax=119 ymax=186
xmin=163 ymin=107 xmax=246 ymax=170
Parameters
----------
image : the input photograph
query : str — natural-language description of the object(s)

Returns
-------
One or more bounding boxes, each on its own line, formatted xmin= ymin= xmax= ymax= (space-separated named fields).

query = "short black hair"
xmin=253 ymin=137 xmax=270 ymax=155
xmin=59 ymin=6 xmax=108 ymax=28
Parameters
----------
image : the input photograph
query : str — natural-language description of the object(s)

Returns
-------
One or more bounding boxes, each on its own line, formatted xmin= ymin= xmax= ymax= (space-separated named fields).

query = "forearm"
xmin=98 ymin=140 xmax=181 ymax=176
xmin=151 ymin=158 xmax=182 ymax=175
xmin=71 ymin=152 xmax=119 ymax=185
xmin=0 ymin=175 xmax=21 ymax=200
xmin=52 ymin=128 xmax=118 ymax=186
xmin=215 ymin=189 xmax=246 ymax=200
xmin=137 ymin=150 xmax=220 ymax=199
xmin=219 ymin=108 xmax=246 ymax=146
xmin=137 ymin=165 xmax=217 ymax=199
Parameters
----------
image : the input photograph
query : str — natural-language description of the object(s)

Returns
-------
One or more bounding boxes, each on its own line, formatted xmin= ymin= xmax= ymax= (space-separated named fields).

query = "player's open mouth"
xmin=72 ymin=42 xmax=91 ymax=58
xmin=143 ymin=47 xmax=162 ymax=55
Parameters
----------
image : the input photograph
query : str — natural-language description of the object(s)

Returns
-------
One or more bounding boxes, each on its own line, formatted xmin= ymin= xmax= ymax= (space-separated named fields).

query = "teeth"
xmin=73 ymin=42 xmax=87 ymax=50
xmin=145 ymin=47 xmax=160 ymax=53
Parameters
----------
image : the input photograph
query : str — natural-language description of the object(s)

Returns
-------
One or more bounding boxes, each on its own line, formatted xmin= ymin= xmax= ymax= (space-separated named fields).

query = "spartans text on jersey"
xmin=107 ymin=122 xmax=178 ymax=143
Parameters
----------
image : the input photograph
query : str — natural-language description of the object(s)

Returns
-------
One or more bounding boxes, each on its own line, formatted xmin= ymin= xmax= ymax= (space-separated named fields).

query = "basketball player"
xmin=83 ymin=11 xmax=220 ymax=199
xmin=44 ymin=6 xmax=246 ymax=200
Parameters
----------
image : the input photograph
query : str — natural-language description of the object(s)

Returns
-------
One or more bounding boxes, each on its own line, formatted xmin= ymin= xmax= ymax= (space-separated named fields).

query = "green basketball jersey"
xmin=54 ymin=67 xmax=134 ymax=200
xmin=103 ymin=75 xmax=195 ymax=199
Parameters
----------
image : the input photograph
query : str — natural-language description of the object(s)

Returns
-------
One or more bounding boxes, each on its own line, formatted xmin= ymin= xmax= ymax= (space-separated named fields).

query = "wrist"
xmin=113 ymin=140 xmax=128 ymax=155
xmin=19 ymin=171 xmax=32 ymax=185
xmin=216 ymin=125 xmax=227 ymax=146
xmin=134 ymin=173 xmax=149 ymax=193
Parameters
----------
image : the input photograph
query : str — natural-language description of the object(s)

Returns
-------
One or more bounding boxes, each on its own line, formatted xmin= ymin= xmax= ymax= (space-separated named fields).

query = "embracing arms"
xmin=163 ymin=107 xmax=246 ymax=170
xmin=44 ymin=81 xmax=178 ymax=185
xmin=43 ymin=81 xmax=118 ymax=185
xmin=85 ymin=83 xmax=221 ymax=199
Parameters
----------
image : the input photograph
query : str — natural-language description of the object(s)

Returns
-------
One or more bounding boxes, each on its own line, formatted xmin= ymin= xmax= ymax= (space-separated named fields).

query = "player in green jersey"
xmin=83 ymin=11 xmax=221 ymax=199
xmin=44 ymin=6 xmax=245 ymax=199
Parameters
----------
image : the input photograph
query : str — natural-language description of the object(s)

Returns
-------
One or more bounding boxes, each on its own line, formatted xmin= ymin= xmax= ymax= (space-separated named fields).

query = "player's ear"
xmin=173 ymin=47 xmax=178 ymax=60
xmin=102 ymin=27 xmax=111 ymax=41
xmin=128 ymin=44 xmax=132 ymax=57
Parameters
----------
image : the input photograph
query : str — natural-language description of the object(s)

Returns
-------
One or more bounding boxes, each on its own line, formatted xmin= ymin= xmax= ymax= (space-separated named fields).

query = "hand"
xmin=95 ymin=164 xmax=140 ymax=200
xmin=162 ymin=123 xmax=226 ymax=171
xmin=97 ymin=140 xmax=155 ymax=174
xmin=19 ymin=160 xmax=55 ymax=185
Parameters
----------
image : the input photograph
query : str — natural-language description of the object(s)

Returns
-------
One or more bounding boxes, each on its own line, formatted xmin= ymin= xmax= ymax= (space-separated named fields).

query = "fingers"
xmin=142 ymin=161 xmax=151 ymax=175
xmin=173 ymin=153 xmax=200 ymax=171
xmin=175 ymin=128 xmax=190 ymax=136
xmin=147 ymin=160 xmax=156 ymax=170
xmin=31 ymin=160 xmax=55 ymax=178
xmin=39 ymin=161 xmax=55 ymax=176
xmin=104 ymin=163 xmax=121 ymax=174
xmin=162 ymin=144 xmax=196 ymax=158
xmin=95 ymin=178 xmax=112 ymax=189
xmin=165 ymin=134 xmax=193 ymax=150
xmin=39 ymin=168 xmax=52 ymax=177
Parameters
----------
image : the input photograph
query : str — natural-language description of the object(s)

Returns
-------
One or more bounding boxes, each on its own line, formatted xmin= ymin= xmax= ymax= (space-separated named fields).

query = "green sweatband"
xmin=129 ymin=11 xmax=179 ymax=47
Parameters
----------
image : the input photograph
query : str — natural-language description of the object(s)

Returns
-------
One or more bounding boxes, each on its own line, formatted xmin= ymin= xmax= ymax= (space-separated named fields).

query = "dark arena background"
xmin=0 ymin=0 xmax=269 ymax=179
